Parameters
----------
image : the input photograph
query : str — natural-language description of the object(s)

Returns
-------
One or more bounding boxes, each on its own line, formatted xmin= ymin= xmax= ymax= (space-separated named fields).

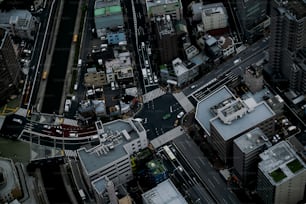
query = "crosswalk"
xmin=173 ymin=92 xmax=195 ymax=113
xmin=142 ymin=88 xmax=166 ymax=103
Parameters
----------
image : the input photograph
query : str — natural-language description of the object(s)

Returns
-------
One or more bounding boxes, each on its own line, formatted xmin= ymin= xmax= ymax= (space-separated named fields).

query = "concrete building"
xmin=244 ymin=64 xmax=264 ymax=93
xmin=265 ymin=95 xmax=284 ymax=116
xmin=0 ymin=9 xmax=38 ymax=40
xmin=257 ymin=141 xmax=306 ymax=204
xmin=0 ymin=28 xmax=22 ymax=105
xmin=142 ymin=179 xmax=187 ymax=204
xmin=195 ymin=85 xmax=276 ymax=164
xmin=236 ymin=0 xmax=270 ymax=43
xmin=153 ymin=15 xmax=187 ymax=64
xmin=0 ymin=157 xmax=22 ymax=203
xmin=269 ymin=0 xmax=306 ymax=93
xmin=160 ymin=57 xmax=200 ymax=87
xmin=91 ymin=176 xmax=118 ymax=204
xmin=94 ymin=0 xmax=126 ymax=42
xmin=145 ymin=0 xmax=183 ymax=21
xmin=188 ymin=1 xmax=204 ymax=22
xmin=84 ymin=71 xmax=108 ymax=88
xmin=104 ymin=51 xmax=134 ymax=85
xmin=218 ymin=36 xmax=235 ymax=58
xmin=77 ymin=119 xmax=148 ymax=187
xmin=233 ymin=128 xmax=271 ymax=184
xmin=201 ymin=3 xmax=228 ymax=33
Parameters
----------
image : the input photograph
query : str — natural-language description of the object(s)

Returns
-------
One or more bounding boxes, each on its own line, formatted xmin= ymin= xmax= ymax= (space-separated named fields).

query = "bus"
xmin=163 ymin=145 xmax=176 ymax=161
xmin=42 ymin=71 xmax=48 ymax=80
xmin=73 ymin=34 xmax=78 ymax=43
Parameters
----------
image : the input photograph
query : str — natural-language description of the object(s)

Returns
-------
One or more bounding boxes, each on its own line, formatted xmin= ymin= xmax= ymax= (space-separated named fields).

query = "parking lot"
xmin=135 ymin=93 xmax=184 ymax=140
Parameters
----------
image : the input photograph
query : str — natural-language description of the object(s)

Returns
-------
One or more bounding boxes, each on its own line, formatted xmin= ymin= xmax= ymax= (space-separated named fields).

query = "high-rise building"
xmin=269 ymin=0 xmax=306 ymax=92
xmin=236 ymin=0 xmax=270 ymax=43
xmin=257 ymin=141 xmax=306 ymax=204
xmin=201 ymin=3 xmax=228 ymax=33
xmin=233 ymin=128 xmax=271 ymax=184
xmin=0 ymin=28 xmax=22 ymax=105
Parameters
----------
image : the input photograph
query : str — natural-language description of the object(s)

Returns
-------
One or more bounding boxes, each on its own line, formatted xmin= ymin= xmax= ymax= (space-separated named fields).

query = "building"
xmin=153 ymin=15 xmax=187 ymax=64
xmin=269 ymin=0 xmax=306 ymax=93
xmin=160 ymin=57 xmax=200 ymax=87
xmin=204 ymin=35 xmax=222 ymax=61
xmin=236 ymin=0 xmax=270 ymax=43
xmin=218 ymin=36 xmax=235 ymax=58
xmin=91 ymin=176 xmax=118 ymax=204
xmin=244 ymin=64 xmax=264 ymax=93
xmin=195 ymin=85 xmax=276 ymax=164
xmin=257 ymin=141 xmax=306 ymax=204
xmin=201 ymin=3 xmax=228 ymax=33
xmin=0 ymin=9 xmax=38 ymax=40
xmin=146 ymin=160 xmax=168 ymax=185
xmin=84 ymin=71 xmax=108 ymax=87
xmin=0 ymin=28 xmax=22 ymax=105
xmin=0 ymin=157 xmax=22 ymax=203
xmin=188 ymin=1 xmax=204 ymax=22
xmin=94 ymin=0 xmax=126 ymax=43
xmin=145 ymin=0 xmax=183 ymax=21
xmin=142 ymin=179 xmax=187 ymax=204
xmin=77 ymin=119 xmax=148 ymax=187
xmin=233 ymin=128 xmax=271 ymax=184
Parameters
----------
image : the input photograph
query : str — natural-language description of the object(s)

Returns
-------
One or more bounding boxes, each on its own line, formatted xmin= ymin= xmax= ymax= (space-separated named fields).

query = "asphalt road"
xmin=173 ymin=134 xmax=240 ymax=204
xmin=42 ymin=0 xmax=79 ymax=114
xmin=135 ymin=93 xmax=184 ymax=140
xmin=183 ymin=38 xmax=269 ymax=96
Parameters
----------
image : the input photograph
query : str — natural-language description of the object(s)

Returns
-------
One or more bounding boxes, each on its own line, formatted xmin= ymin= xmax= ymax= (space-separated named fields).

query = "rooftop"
xmin=211 ymin=101 xmax=275 ymax=141
xmin=92 ymin=176 xmax=107 ymax=194
xmin=234 ymin=127 xmax=271 ymax=154
xmin=202 ymin=3 xmax=227 ymax=16
xmin=146 ymin=160 xmax=167 ymax=175
xmin=0 ymin=157 xmax=20 ymax=199
xmin=195 ymin=85 xmax=235 ymax=134
xmin=287 ymin=0 xmax=306 ymax=20
xmin=258 ymin=141 xmax=306 ymax=185
xmin=146 ymin=0 xmax=180 ymax=9
xmin=94 ymin=6 xmax=122 ymax=16
xmin=95 ymin=0 xmax=120 ymax=9
xmin=142 ymin=179 xmax=187 ymax=204
xmin=77 ymin=119 xmax=145 ymax=175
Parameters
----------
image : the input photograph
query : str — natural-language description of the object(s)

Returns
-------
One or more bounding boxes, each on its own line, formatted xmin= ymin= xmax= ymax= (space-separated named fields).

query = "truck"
xmin=77 ymin=59 xmax=82 ymax=68
xmin=78 ymin=189 xmax=86 ymax=200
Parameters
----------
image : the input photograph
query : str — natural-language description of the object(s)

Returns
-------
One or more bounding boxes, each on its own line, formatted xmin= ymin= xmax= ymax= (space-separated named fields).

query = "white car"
xmin=12 ymin=118 xmax=22 ymax=124
xmin=177 ymin=111 xmax=184 ymax=119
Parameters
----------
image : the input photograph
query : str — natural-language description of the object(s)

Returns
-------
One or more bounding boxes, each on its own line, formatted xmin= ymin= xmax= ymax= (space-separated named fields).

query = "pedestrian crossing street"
xmin=142 ymin=88 xmax=166 ymax=103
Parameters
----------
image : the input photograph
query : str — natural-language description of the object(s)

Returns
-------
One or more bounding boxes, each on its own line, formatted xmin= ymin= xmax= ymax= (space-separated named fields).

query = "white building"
xmin=77 ymin=119 xmax=148 ymax=187
xmin=142 ymin=179 xmax=187 ymax=204
xmin=201 ymin=3 xmax=228 ymax=32
xmin=257 ymin=141 xmax=306 ymax=204
xmin=91 ymin=176 xmax=118 ymax=204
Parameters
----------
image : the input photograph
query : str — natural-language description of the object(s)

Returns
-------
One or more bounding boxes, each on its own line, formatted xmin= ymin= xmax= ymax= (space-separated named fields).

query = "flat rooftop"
xmin=142 ymin=179 xmax=187 ymax=204
xmin=258 ymin=141 xmax=306 ymax=185
xmin=234 ymin=127 xmax=271 ymax=154
xmin=211 ymin=101 xmax=275 ymax=141
xmin=0 ymin=157 xmax=20 ymax=199
xmin=77 ymin=119 xmax=144 ymax=175
xmin=195 ymin=85 xmax=234 ymax=134
xmin=146 ymin=0 xmax=179 ymax=8
xmin=92 ymin=176 xmax=107 ymax=194
xmin=202 ymin=3 xmax=226 ymax=16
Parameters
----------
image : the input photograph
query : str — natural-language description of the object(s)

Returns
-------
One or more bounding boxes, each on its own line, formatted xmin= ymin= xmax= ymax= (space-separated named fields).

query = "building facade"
xmin=233 ymin=128 xmax=271 ymax=184
xmin=257 ymin=141 xmax=306 ymax=204
xmin=0 ymin=28 xmax=22 ymax=105
xmin=77 ymin=119 xmax=148 ymax=187
xmin=269 ymin=0 xmax=306 ymax=93
xmin=236 ymin=0 xmax=269 ymax=43
xmin=201 ymin=3 xmax=228 ymax=32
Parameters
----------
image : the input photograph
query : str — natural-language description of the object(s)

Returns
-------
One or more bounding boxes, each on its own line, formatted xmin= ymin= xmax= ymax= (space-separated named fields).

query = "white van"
xmin=111 ymin=82 xmax=115 ymax=90
xmin=78 ymin=59 xmax=82 ymax=68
